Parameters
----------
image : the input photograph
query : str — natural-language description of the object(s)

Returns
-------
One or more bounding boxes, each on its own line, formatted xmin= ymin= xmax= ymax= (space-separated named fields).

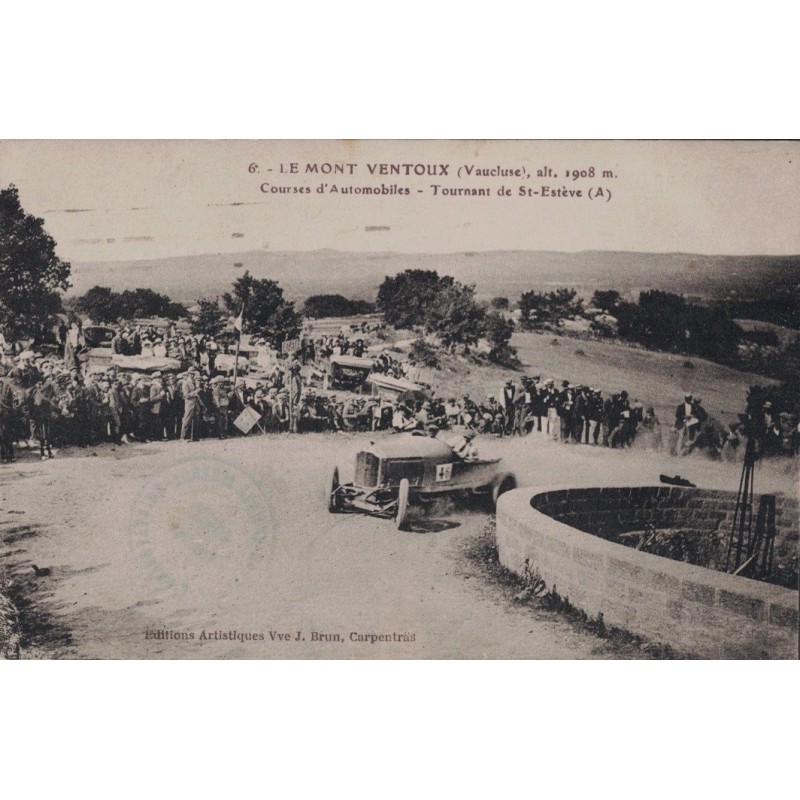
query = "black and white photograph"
xmin=0 ymin=140 xmax=797 ymax=660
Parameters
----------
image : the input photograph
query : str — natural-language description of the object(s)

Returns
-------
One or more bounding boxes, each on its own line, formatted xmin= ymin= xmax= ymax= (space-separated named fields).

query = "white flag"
xmin=233 ymin=308 xmax=243 ymax=333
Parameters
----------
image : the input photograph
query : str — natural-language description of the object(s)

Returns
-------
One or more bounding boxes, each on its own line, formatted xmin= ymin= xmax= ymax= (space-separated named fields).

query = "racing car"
xmin=327 ymin=433 xmax=516 ymax=530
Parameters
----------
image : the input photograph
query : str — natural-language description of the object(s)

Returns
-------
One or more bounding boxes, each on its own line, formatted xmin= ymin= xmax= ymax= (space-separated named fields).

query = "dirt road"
xmin=1 ymin=432 xmax=794 ymax=659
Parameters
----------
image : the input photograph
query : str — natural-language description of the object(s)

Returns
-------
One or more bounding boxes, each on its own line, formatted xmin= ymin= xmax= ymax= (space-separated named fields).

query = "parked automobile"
xmin=326 ymin=355 xmax=375 ymax=391
xmin=83 ymin=325 xmax=116 ymax=348
xmin=328 ymin=433 xmax=516 ymax=530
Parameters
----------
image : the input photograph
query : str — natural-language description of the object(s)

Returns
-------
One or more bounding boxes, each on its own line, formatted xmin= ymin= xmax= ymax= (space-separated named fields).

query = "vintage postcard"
xmin=0 ymin=140 xmax=797 ymax=660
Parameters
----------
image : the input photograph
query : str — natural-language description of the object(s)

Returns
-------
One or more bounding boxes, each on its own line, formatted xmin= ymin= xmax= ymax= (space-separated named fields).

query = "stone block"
xmin=768 ymin=602 xmax=799 ymax=630
xmin=602 ymin=598 xmax=638 ymax=628
xmin=719 ymin=590 xmax=767 ymax=621
xmin=572 ymin=546 xmax=604 ymax=571
xmin=679 ymin=632 xmax=722 ymax=658
xmin=608 ymin=556 xmax=643 ymax=582
xmin=545 ymin=536 xmax=569 ymax=558
xmin=667 ymin=600 xmax=686 ymax=621
xmin=645 ymin=568 xmax=681 ymax=594
xmin=605 ymin=576 xmax=630 ymax=598
xmin=681 ymin=580 xmax=716 ymax=606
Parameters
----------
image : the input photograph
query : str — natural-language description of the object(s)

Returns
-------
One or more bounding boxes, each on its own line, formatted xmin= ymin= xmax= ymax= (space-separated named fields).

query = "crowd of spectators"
xmin=1 ymin=321 xmax=797 ymax=464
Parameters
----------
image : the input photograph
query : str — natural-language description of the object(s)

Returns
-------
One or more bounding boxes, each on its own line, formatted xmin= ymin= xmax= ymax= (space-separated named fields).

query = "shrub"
xmin=590 ymin=319 xmax=617 ymax=338
xmin=409 ymin=338 xmax=440 ymax=368
xmin=488 ymin=343 xmax=521 ymax=368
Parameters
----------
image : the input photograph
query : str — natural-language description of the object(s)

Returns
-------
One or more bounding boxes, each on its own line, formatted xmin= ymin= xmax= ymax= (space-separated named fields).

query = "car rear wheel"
xmin=395 ymin=478 xmax=410 ymax=530
xmin=328 ymin=466 xmax=341 ymax=513
xmin=492 ymin=472 xmax=517 ymax=508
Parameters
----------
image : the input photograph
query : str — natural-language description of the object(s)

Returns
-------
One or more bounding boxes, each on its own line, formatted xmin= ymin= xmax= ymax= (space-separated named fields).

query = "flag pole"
xmin=232 ymin=300 xmax=245 ymax=391
xmin=288 ymin=351 xmax=295 ymax=434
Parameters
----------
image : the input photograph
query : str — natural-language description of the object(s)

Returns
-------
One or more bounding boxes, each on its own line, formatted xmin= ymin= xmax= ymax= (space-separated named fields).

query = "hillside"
xmin=412 ymin=330 xmax=777 ymax=429
xmin=68 ymin=249 xmax=800 ymax=306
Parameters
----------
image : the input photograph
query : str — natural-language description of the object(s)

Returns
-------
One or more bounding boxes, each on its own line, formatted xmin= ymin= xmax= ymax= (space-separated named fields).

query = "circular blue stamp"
xmin=128 ymin=456 xmax=275 ymax=593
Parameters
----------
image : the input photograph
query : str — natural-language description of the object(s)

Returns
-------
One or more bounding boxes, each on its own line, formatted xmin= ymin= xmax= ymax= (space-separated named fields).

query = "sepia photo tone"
xmin=0 ymin=140 xmax=797 ymax=659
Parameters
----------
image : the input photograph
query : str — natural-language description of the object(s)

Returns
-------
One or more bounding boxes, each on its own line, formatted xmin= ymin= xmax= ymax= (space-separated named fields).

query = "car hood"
xmin=366 ymin=434 xmax=454 ymax=461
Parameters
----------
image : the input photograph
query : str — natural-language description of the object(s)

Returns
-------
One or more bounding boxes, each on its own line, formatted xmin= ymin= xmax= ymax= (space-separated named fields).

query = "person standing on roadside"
xmin=130 ymin=375 xmax=151 ymax=442
xmin=148 ymin=371 xmax=166 ymax=440
xmin=0 ymin=368 xmax=19 ymax=463
xmin=501 ymin=380 xmax=516 ymax=435
xmin=587 ymin=389 xmax=603 ymax=445
xmin=107 ymin=376 xmax=123 ymax=444
xmin=180 ymin=368 xmax=200 ymax=441
xmin=211 ymin=375 xmax=231 ymax=439
xmin=288 ymin=359 xmax=302 ymax=433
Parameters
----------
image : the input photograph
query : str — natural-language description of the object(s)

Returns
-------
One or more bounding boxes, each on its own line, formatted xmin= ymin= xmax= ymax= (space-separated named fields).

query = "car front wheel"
xmin=395 ymin=478 xmax=410 ymax=530
xmin=328 ymin=466 xmax=341 ymax=513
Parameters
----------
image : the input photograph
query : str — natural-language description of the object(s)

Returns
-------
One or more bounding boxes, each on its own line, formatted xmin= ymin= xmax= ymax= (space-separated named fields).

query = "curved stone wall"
xmin=496 ymin=486 xmax=799 ymax=659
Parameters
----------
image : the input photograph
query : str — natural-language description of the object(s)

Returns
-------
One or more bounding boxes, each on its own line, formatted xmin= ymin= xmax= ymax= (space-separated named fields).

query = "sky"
xmin=1 ymin=140 xmax=798 ymax=265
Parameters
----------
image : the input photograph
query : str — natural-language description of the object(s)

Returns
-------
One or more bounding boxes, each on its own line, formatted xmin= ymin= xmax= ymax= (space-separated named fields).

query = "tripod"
xmin=724 ymin=436 xmax=776 ymax=578
xmin=725 ymin=437 xmax=756 ymax=573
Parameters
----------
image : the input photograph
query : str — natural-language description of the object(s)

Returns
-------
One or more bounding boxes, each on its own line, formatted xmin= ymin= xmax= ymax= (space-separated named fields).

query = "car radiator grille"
xmin=355 ymin=452 xmax=379 ymax=487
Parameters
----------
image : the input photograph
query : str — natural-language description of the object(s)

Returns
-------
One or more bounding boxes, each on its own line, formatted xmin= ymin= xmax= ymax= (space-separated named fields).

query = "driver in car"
xmin=451 ymin=428 xmax=479 ymax=462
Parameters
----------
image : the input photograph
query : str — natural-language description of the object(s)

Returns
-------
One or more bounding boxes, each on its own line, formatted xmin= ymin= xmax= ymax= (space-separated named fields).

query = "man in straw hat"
xmin=210 ymin=375 xmax=231 ymax=439
xmin=180 ymin=367 xmax=201 ymax=442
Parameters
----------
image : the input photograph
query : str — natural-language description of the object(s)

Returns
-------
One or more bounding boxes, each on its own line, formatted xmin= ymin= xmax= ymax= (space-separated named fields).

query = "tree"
xmin=191 ymin=298 xmax=227 ymax=337
xmin=115 ymin=288 xmax=187 ymax=320
xmin=484 ymin=311 xmax=519 ymax=366
xmin=74 ymin=285 xmax=188 ymax=323
xmin=74 ymin=286 xmax=119 ymax=323
xmin=636 ymin=290 xmax=687 ymax=350
xmin=602 ymin=289 xmax=742 ymax=364
xmin=591 ymin=289 xmax=620 ymax=312
xmin=684 ymin=303 xmax=741 ymax=362
xmin=723 ymin=285 xmax=800 ymax=330
xmin=377 ymin=269 xmax=490 ymax=350
xmin=519 ymin=287 xmax=582 ymax=330
xmin=303 ymin=294 xmax=376 ymax=318
xmin=518 ymin=291 xmax=547 ymax=330
xmin=222 ymin=271 xmax=301 ymax=346
xmin=611 ymin=299 xmax=641 ymax=340
xmin=485 ymin=312 xmax=514 ymax=348
xmin=0 ymin=184 xmax=71 ymax=340
xmin=491 ymin=296 xmax=510 ymax=310
xmin=423 ymin=281 xmax=485 ymax=348
xmin=377 ymin=269 xmax=451 ymax=328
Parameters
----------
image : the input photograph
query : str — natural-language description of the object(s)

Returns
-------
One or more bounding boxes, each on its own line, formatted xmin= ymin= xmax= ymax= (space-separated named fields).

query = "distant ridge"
xmin=68 ymin=249 xmax=800 ymax=304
